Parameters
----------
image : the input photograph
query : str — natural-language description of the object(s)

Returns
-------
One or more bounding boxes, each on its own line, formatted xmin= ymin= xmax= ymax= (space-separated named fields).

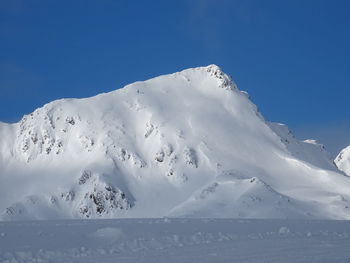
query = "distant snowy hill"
xmin=0 ymin=65 xmax=349 ymax=220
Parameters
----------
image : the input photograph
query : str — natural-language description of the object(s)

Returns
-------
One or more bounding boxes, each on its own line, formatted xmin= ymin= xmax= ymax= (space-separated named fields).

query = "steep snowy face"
xmin=0 ymin=65 xmax=349 ymax=220
xmin=335 ymin=146 xmax=350 ymax=176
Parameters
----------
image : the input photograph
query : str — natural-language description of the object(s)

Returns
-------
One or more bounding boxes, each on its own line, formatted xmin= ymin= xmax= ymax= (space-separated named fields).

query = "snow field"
xmin=1 ymin=218 xmax=350 ymax=263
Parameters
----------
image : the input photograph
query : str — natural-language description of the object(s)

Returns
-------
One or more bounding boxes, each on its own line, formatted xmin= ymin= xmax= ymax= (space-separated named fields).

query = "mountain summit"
xmin=0 ymin=65 xmax=349 ymax=220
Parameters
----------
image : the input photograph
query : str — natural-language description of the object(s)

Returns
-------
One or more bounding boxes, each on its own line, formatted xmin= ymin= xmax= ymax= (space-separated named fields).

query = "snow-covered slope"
xmin=335 ymin=146 xmax=350 ymax=176
xmin=0 ymin=65 xmax=349 ymax=220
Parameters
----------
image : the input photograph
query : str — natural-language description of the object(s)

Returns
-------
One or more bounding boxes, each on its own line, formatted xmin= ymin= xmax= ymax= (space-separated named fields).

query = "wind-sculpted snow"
xmin=1 ymin=64 xmax=350 ymax=220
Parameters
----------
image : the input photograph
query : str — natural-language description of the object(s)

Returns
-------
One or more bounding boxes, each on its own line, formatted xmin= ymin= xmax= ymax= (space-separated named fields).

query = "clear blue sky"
xmin=1 ymin=0 xmax=350 ymax=154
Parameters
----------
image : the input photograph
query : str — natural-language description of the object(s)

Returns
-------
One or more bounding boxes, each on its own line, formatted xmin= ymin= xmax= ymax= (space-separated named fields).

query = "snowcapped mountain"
xmin=335 ymin=146 xmax=350 ymax=176
xmin=0 ymin=65 xmax=349 ymax=220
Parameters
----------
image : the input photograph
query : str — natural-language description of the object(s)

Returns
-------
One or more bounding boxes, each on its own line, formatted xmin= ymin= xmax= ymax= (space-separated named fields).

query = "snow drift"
xmin=0 ymin=65 xmax=349 ymax=220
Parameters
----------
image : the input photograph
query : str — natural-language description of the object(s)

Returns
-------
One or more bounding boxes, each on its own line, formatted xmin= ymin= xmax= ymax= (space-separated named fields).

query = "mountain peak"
xmin=0 ymin=66 xmax=349 ymax=220
xmin=177 ymin=64 xmax=236 ymax=91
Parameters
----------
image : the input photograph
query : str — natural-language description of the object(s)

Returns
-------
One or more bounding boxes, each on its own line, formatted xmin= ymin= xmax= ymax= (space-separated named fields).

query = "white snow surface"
xmin=0 ymin=64 xmax=349 ymax=220
xmin=335 ymin=145 xmax=350 ymax=176
xmin=1 ymin=218 xmax=350 ymax=263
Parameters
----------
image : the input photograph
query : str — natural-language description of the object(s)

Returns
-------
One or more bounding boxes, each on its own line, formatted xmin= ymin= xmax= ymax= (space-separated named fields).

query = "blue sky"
xmin=1 ymin=0 xmax=350 ymax=154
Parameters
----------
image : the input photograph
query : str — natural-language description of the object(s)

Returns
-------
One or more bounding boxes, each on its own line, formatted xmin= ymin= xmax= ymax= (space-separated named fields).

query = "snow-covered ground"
xmin=1 ymin=218 xmax=350 ymax=263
